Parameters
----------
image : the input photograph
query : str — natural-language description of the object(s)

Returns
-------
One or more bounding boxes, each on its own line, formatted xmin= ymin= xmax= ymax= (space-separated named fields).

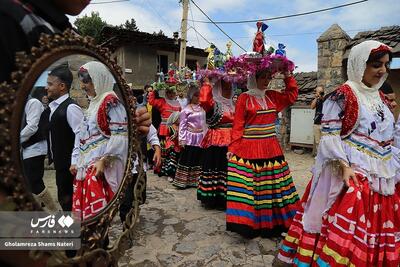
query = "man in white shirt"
xmin=46 ymin=64 xmax=83 ymax=211
xmin=21 ymin=94 xmax=58 ymax=211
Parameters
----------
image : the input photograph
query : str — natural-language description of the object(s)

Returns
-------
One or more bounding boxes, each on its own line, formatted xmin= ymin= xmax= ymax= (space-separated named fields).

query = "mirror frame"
xmin=0 ymin=29 xmax=147 ymax=266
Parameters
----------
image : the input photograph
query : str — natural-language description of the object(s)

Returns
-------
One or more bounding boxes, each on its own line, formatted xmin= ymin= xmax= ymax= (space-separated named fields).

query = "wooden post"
xmin=179 ymin=0 xmax=189 ymax=69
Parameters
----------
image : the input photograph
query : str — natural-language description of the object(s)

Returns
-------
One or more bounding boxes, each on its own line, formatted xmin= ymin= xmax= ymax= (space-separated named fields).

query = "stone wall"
xmin=317 ymin=24 xmax=351 ymax=94
xmin=46 ymin=54 xmax=94 ymax=109
xmin=267 ymin=75 xmax=290 ymax=150
xmin=68 ymin=55 xmax=92 ymax=109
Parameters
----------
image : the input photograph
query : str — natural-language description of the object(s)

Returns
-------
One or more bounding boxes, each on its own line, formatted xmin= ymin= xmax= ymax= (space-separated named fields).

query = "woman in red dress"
xmin=160 ymin=111 xmax=182 ymax=181
xmin=225 ymin=54 xmax=300 ymax=238
xmin=197 ymin=75 xmax=235 ymax=209
xmin=148 ymin=86 xmax=181 ymax=175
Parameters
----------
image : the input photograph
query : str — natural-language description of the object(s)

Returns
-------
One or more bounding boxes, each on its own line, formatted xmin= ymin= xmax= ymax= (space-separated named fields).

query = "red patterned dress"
xmin=226 ymin=76 xmax=300 ymax=237
xmin=278 ymin=84 xmax=400 ymax=266
xmin=197 ymin=82 xmax=234 ymax=208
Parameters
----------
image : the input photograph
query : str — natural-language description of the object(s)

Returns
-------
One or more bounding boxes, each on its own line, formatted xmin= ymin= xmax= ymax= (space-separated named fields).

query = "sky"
xmin=69 ymin=0 xmax=400 ymax=73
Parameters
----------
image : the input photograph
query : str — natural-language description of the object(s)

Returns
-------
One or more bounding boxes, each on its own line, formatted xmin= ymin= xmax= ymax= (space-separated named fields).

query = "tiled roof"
xmin=343 ymin=26 xmax=400 ymax=58
xmin=266 ymin=72 xmax=317 ymax=106
xmin=100 ymin=26 xmax=207 ymax=56
xmin=293 ymin=71 xmax=317 ymax=105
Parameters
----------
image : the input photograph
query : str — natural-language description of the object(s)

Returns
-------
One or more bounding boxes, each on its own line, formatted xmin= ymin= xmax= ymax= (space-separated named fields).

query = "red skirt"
xmin=72 ymin=166 xmax=115 ymax=220
xmin=278 ymin=174 xmax=400 ymax=267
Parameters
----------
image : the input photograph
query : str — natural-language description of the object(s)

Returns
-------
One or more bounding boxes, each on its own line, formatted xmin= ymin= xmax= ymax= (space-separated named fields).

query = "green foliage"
xmin=152 ymin=30 xmax=166 ymax=36
xmin=152 ymin=82 xmax=169 ymax=91
xmin=120 ymin=18 xmax=139 ymax=31
xmin=74 ymin=11 xmax=108 ymax=43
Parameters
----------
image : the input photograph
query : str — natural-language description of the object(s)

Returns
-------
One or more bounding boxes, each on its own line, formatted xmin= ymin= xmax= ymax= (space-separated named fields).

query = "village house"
xmin=100 ymin=26 xmax=207 ymax=90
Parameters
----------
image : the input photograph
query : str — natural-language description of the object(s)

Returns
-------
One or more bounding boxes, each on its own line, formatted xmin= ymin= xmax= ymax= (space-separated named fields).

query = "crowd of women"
xmin=141 ymin=40 xmax=400 ymax=266
xmin=23 ymin=38 xmax=400 ymax=266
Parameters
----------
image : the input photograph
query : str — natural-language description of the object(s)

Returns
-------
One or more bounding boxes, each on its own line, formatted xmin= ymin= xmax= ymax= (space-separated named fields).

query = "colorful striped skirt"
xmin=173 ymin=145 xmax=203 ymax=188
xmin=226 ymin=154 xmax=299 ymax=238
xmin=197 ymin=146 xmax=228 ymax=209
xmin=278 ymin=175 xmax=400 ymax=267
xmin=159 ymin=148 xmax=180 ymax=178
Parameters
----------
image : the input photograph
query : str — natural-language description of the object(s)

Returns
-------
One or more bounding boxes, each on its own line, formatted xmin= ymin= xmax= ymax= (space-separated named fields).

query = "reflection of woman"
xmin=226 ymin=63 xmax=299 ymax=238
xmin=197 ymin=77 xmax=235 ymax=209
xmin=173 ymin=85 xmax=206 ymax=188
xmin=277 ymin=41 xmax=400 ymax=266
xmin=72 ymin=61 xmax=128 ymax=220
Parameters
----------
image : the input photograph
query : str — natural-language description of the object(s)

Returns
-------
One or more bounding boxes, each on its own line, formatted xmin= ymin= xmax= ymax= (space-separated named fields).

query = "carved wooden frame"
xmin=0 ymin=29 xmax=147 ymax=266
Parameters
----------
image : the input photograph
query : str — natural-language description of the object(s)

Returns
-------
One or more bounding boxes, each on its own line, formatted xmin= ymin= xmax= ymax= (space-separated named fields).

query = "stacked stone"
xmin=317 ymin=24 xmax=351 ymax=94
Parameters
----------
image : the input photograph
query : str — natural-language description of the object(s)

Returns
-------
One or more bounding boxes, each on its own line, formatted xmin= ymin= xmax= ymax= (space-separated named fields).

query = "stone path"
xmin=113 ymin=151 xmax=314 ymax=267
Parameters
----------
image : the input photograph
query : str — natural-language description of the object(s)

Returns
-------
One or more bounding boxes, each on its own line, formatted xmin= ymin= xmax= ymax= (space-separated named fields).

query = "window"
xmin=157 ymin=55 xmax=168 ymax=74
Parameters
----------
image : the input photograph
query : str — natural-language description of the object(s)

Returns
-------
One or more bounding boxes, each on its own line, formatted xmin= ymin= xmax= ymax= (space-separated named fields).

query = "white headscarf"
xmin=245 ymin=73 xmax=269 ymax=110
xmin=211 ymin=79 xmax=234 ymax=111
xmin=165 ymin=87 xmax=180 ymax=107
xmin=345 ymin=40 xmax=390 ymax=113
xmin=80 ymin=61 xmax=117 ymax=115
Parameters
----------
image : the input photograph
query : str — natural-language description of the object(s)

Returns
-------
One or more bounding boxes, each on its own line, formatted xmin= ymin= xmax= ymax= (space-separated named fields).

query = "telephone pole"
xmin=178 ymin=0 xmax=189 ymax=69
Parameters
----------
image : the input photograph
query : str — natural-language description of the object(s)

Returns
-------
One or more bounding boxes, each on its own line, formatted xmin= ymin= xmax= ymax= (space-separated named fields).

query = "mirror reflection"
xmin=20 ymin=55 xmax=128 ymax=222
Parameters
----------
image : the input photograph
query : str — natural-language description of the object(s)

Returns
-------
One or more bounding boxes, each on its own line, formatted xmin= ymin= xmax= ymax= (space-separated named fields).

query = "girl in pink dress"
xmin=173 ymin=84 xmax=206 ymax=188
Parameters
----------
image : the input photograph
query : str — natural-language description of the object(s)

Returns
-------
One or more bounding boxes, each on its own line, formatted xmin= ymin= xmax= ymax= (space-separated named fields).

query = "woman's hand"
xmin=153 ymin=146 xmax=162 ymax=169
xmin=69 ymin=164 xmax=77 ymax=176
xmin=94 ymin=158 xmax=106 ymax=176
xmin=341 ymin=164 xmax=359 ymax=188
xmin=226 ymin=152 xmax=234 ymax=160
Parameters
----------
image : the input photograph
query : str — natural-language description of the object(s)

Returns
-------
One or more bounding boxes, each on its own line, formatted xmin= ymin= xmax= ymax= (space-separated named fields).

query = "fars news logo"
xmin=30 ymin=214 xmax=76 ymax=235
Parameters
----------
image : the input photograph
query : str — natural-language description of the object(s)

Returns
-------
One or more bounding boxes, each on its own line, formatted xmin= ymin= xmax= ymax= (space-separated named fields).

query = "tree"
xmin=120 ymin=18 xmax=139 ymax=31
xmin=153 ymin=30 xmax=166 ymax=36
xmin=74 ymin=12 xmax=108 ymax=43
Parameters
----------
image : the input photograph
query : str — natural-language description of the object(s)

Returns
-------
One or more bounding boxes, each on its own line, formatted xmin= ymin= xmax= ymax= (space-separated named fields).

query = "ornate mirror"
xmin=0 ymin=30 xmax=146 ymax=266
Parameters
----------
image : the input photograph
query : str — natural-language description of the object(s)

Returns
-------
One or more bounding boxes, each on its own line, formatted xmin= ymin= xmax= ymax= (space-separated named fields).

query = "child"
xmin=159 ymin=112 xmax=182 ymax=182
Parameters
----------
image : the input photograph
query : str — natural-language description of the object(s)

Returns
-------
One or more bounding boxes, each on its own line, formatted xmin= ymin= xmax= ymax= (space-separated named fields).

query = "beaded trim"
xmin=206 ymin=102 xmax=224 ymax=128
